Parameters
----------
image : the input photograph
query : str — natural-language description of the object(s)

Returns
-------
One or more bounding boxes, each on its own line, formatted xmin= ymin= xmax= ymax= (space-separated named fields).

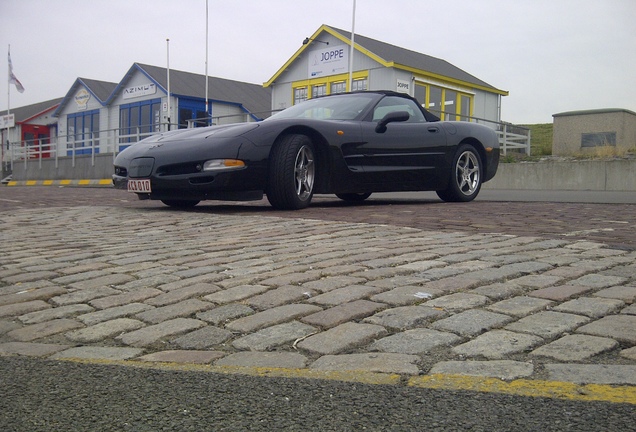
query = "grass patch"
xmin=573 ymin=145 xmax=636 ymax=159
xmin=500 ymin=123 xmax=553 ymax=163
xmin=522 ymin=123 xmax=553 ymax=156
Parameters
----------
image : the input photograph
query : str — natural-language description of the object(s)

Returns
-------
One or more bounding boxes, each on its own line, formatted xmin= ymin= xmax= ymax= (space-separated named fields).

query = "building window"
xmin=293 ymin=72 xmax=368 ymax=104
xmin=415 ymin=84 xmax=427 ymax=108
xmin=581 ymin=132 xmax=616 ymax=147
xmin=67 ymin=110 xmax=100 ymax=155
xmin=444 ymin=89 xmax=457 ymax=121
xmin=312 ymin=84 xmax=327 ymax=98
xmin=417 ymin=82 xmax=473 ymax=121
xmin=428 ymin=86 xmax=442 ymax=115
xmin=294 ymin=87 xmax=308 ymax=105
xmin=119 ymin=98 xmax=161 ymax=144
xmin=331 ymin=81 xmax=346 ymax=94
xmin=460 ymin=94 xmax=471 ymax=121
xmin=351 ymin=78 xmax=367 ymax=92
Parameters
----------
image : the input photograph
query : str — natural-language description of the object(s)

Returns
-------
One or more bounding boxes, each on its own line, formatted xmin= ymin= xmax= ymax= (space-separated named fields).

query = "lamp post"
xmin=205 ymin=0 xmax=209 ymax=125
xmin=348 ymin=0 xmax=356 ymax=91
xmin=166 ymin=38 xmax=171 ymax=131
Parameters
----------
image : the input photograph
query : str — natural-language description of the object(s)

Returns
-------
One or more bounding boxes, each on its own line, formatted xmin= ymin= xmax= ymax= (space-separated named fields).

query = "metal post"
xmin=166 ymin=39 xmax=171 ymax=131
xmin=54 ymin=135 xmax=58 ymax=169
xmin=205 ymin=0 xmax=209 ymax=125
xmin=502 ymin=124 xmax=508 ymax=156
xmin=348 ymin=0 xmax=356 ymax=91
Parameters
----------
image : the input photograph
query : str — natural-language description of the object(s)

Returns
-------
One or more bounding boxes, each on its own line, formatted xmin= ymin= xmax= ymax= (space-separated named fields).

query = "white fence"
xmin=428 ymin=109 xmax=531 ymax=156
xmin=5 ymin=124 xmax=165 ymax=172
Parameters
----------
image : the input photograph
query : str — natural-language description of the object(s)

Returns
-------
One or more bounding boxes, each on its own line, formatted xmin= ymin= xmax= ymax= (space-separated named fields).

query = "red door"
xmin=21 ymin=124 xmax=51 ymax=158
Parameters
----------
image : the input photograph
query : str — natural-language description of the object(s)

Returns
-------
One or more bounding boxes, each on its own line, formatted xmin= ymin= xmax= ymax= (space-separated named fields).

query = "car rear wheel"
xmin=267 ymin=134 xmax=316 ymax=210
xmin=161 ymin=199 xmax=200 ymax=208
xmin=436 ymin=144 xmax=482 ymax=202
xmin=336 ymin=192 xmax=372 ymax=202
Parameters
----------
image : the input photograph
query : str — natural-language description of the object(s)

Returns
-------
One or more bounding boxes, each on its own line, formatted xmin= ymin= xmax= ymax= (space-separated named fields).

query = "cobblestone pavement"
xmin=1 ymin=187 xmax=635 ymax=386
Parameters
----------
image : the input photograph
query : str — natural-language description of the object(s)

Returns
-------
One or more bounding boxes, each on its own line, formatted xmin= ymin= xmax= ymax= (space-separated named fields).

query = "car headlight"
xmin=202 ymin=159 xmax=245 ymax=171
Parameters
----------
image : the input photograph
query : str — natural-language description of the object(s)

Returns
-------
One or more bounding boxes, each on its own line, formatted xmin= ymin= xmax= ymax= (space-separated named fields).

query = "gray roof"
xmin=53 ymin=78 xmax=118 ymax=117
xmin=132 ymin=63 xmax=272 ymax=117
xmin=328 ymin=26 xmax=503 ymax=92
xmin=553 ymin=108 xmax=636 ymax=118
xmin=78 ymin=78 xmax=118 ymax=102
xmin=9 ymin=98 xmax=63 ymax=123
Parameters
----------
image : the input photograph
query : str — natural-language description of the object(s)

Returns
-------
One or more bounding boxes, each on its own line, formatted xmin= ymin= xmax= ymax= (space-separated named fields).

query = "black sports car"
xmin=113 ymin=91 xmax=499 ymax=210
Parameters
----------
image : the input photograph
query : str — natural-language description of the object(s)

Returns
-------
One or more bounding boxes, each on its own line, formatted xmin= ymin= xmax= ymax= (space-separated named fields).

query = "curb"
xmin=5 ymin=179 xmax=113 ymax=187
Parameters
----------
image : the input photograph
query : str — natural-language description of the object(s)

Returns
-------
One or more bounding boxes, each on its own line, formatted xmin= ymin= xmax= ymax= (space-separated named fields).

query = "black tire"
xmin=436 ymin=144 xmax=482 ymax=202
xmin=161 ymin=199 xmax=200 ymax=208
xmin=336 ymin=192 xmax=372 ymax=202
xmin=266 ymin=134 xmax=316 ymax=210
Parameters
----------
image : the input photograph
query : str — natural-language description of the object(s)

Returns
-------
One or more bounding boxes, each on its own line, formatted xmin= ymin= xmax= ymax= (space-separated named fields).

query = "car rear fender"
xmin=458 ymin=137 xmax=499 ymax=183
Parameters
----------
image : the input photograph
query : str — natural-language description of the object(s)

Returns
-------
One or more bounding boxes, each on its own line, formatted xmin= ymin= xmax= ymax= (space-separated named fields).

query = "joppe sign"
xmin=308 ymin=44 xmax=349 ymax=78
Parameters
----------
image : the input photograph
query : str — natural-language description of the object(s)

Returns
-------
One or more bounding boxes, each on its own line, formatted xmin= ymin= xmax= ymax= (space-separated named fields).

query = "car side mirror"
xmin=375 ymin=111 xmax=410 ymax=133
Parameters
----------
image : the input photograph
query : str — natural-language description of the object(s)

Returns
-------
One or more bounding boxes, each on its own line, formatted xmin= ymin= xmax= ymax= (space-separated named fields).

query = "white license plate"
xmin=127 ymin=179 xmax=151 ymax=193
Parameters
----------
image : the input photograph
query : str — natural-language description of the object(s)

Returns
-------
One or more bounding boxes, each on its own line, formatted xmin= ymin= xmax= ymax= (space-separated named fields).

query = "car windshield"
xmin=266 ymin=94 xmax=377 ymax=121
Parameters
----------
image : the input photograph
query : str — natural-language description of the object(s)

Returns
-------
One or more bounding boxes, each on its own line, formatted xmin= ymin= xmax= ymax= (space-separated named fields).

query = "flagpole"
xmin=205 ymin=0 xmax=209 ymax=125
xmin=7 ymin=44 xmax=11 ymax=116
xmin=5 ymin=45 xmax=11 ymax=176
xmin=166 ymin=38 xmax=171 ymax=131
xmin=348 ymin=0 xmax=356 ymax=91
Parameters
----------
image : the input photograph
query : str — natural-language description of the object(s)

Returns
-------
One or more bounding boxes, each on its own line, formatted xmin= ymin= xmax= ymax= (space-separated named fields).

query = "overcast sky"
xmin=1 ymin=0 xmax=634 ymax=124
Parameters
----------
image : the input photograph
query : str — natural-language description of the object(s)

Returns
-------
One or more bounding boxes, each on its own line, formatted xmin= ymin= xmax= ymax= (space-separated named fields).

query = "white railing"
xmin=5 ymin=124 xmax=172 ymax=171
xmin=5 ymin=111 xmax=531 ymax=171
xmin=428 ymin=110 xmax=531 ymax=156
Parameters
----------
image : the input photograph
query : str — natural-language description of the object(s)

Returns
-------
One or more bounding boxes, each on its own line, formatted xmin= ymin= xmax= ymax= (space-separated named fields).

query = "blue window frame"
xmin=178 ymin=98 xmax=209 ymax=128
xmin=67 ymin=110 xmax=100 ymax=156
xmin=119 ymin=98 xmax=161 ymax=148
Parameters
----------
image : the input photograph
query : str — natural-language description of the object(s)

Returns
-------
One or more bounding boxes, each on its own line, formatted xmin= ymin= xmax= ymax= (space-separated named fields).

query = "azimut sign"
xmin=123 ymin=83 xmax=157 ymax=100
xmin=308 ymin=44 xmax=349 ymax=78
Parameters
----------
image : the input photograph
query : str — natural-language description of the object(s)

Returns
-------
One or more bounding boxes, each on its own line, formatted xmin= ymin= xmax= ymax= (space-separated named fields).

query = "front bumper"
xmin=111 ymin=166 xmax=266 ymax=202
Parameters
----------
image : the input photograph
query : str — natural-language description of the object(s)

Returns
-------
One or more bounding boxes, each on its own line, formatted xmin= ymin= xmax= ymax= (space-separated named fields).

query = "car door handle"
xmin=427 ymin=127 xmax=439 ymax=133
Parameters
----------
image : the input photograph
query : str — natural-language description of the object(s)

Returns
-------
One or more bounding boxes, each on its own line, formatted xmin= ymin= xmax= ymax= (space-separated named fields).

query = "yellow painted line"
xmin=53 ymin=358 xmax=636 ymax=405
xmin=409 ymin=374 xmax=636 ymax=405
xmin=3 ymin=179 xmax=113 ymax=187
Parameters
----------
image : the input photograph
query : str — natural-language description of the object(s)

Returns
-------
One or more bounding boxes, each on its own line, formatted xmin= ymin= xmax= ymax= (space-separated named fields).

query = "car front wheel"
xmin=436 ymin=144 xmax=482 ymax=202
xmin=267 ymin=134 xmax=316 ymax=210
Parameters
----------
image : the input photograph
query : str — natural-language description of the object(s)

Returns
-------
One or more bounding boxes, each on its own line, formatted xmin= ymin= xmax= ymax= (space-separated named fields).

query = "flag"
xmin=8 ymin=51 xmax=25 ymax=93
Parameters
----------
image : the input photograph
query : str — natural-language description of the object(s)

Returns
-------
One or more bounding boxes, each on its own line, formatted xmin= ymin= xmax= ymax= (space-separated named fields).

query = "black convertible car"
xmin=113 ymin=91 xmax=499 ymax=210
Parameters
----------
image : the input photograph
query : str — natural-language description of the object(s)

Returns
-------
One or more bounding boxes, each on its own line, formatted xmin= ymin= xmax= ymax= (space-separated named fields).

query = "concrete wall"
xmin=12 ymin=154 xmax=114 ymax=181
xmin=484 ymin=159 xmax=636 ymax=191
xmin=11 ymin=156 xmax=636 ymax=192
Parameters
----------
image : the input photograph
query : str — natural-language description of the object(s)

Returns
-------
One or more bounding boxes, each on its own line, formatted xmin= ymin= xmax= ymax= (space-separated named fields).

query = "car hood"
xmin=141 ymin=123 xmax=260 ymax=144
xmin=115 ymin=123 xmax=261 ymax=164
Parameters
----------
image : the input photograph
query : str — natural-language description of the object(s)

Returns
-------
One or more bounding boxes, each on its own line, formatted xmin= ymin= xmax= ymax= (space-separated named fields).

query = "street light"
xmin=302 ymin=37 xmax=329 ymax=45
